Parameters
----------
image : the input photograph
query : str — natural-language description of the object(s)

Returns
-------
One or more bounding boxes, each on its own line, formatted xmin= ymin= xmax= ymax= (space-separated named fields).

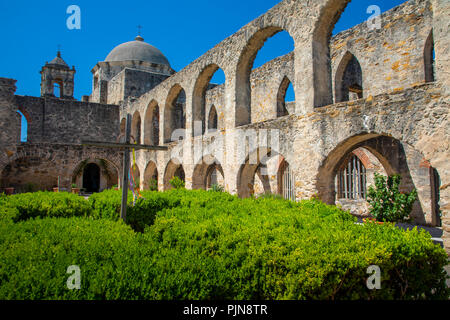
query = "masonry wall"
xmin=15 ymin=96 xmax=120 ymax=144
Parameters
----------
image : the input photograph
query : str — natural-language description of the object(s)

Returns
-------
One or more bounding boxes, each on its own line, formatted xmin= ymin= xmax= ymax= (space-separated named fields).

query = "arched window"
xmin=335 ymin=52 xmax=363 ymax=103
xmin=192 ymin=65 xmax=225 ymax=136
xmin=236 ymin=28 xmax=294 ymax=126
xmin=208 ymin=105 xmax=218 ymax=132
xmin=165 ymin=85 xmax=186 ymax=143
xmin=131 ymin=111 xmax=142 ymax=144
xmin=277 ymin=76 xmax=294 ymax=117
xmin=337 ymin=155 xmax=367 ymax=200
xmin=152 ymin=106 xmax=159 ymax=145
xmin=53 ymin=80 xmax=63 ymax=98
xmin=17 ymin=110 xmax=28 ymax=142
xmin=424 ymin=30 xmax=435 ymax=83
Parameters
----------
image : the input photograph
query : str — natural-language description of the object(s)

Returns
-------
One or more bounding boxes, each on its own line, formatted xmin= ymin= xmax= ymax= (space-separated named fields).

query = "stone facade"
xmin=0 ymin=0 xmax=449 ymax=253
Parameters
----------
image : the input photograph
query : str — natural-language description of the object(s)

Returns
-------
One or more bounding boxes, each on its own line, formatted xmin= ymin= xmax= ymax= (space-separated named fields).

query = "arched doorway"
xmin=83 ymin=163 xmax=100 ymax=193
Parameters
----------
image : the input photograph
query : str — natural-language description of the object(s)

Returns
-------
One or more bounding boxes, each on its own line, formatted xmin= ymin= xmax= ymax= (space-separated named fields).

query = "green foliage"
xmin=209 ymin=184 xmax=224 ymax=192
xmin=0 ymin=192 xmax=91 ymax=223
xmin=148 ymin=179 xmax=158 ymax=191
xmin=0 ymin=189 xmax=447 ymax=300
xmin=367 ymin=173 xmax=418 ymax=223
xmin=169 ymin=176 xmax=185 ymax=189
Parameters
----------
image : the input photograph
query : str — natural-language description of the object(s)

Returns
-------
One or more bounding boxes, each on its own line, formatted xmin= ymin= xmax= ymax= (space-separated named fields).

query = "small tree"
xmin=367 ymin=173 xmax=417 ymax=223
xmin=209 ymin=184 xmax=224 ymax=192
xmin=169 ymin=176 xmax=185 ymax=189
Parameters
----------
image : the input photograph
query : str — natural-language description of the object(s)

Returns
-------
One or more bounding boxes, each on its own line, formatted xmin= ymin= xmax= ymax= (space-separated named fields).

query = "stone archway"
xmin=317 ymin=134 xmax=439 ymax=225
xmin=164 ymin=160 xmax=185 ymax=190
xmin=192 ymin=155 xmax=224 ymax=190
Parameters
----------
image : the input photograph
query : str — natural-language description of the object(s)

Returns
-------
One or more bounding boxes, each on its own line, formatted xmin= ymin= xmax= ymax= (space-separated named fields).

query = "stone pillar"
xmin=0 ymin=78 xmax=19 ymax=146
xmin=432 ymin=0 xmax=450 ymax=94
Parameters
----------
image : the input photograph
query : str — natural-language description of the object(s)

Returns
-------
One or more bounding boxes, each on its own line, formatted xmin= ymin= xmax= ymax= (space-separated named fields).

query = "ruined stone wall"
xmin=0 ymin=78 xmax=20 ymax=147
xmin=0 ymin=143 xmax=121 ymax=191
xmin=15 ymin=96 xmax=119 ymax=144
xmin=330 ymin=0 xmax=433 ymax=100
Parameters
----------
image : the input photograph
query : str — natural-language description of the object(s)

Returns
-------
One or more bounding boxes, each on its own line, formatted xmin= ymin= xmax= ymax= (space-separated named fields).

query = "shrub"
xmin=209 ymin=184 xmax=224 ymax=193
xmin=0 ymin=191 xmax=91 ymax=222
xmin=169 ymin=176 xmax=185 ymax=189
xmin=148 ymin=179 xmax=158 ymax=191
xmin=0 ymin=189 xmax=447 ymax=300
xmin=367 ymin=173 xmax=418 ymax=223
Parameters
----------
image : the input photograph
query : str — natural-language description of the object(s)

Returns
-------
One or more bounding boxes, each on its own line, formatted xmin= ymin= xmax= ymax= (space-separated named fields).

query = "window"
xmin=337 ymin=155 xmax=367 ymax=199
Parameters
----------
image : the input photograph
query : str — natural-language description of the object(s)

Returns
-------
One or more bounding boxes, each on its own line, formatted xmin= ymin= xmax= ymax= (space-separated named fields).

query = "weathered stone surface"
xmin=0 ymin=0 xmax=448 ymax=254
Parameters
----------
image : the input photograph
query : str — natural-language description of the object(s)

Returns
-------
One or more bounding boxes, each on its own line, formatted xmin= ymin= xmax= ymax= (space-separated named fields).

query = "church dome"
xmin=105 ymin=36 xmax=170 ymax=67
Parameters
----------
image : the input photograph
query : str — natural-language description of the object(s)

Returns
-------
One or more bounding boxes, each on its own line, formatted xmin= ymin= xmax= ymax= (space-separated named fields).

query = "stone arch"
xmin=316 ymin=133 xmax=437 ymax=224
xmin=164 ymin=84 xmax=186 ymax=143
xmin=164 ymin=160 xmax=185 ymax=190
xmin=312 ymin=0 xmax=352 ymax=107
xmin=192 ymin=64 xmax=225 ymax=136
xmin=237 ymin=147 xmax=287 ymax=198
xmin=143 ymin=161 xmax=158 ymax=191
xmin=192 ymin=155 xmax=224 ymax=190
xmin=119 ymin=118 xmax=126 ymax=136
xmin=424 ymin=29 xmax=435 ymax=83
xmin=72 ymin=158 xmax=119 ymax=193
xmin=276 ymin=76 xmax=293 ymax=117
xmin=335 ymin=51 xmax=363 ymax=103
xmin=207 ymin=105 xmax=218 ymax=132
xmin=131 ymin=111 xmax=142 ymax=144
xmin=144 ymin=100 xmax=160 ymax=145
xmin=235 ymin=26 xmax=295 ymax=127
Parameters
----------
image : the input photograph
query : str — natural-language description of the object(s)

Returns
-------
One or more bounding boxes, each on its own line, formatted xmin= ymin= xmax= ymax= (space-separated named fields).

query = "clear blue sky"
xmin=0 ymin=0 xmax=406 ymax=141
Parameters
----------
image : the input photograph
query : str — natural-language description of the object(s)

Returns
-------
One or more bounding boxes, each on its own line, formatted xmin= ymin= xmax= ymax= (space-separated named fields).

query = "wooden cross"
xmin=82 ymin=114 xmax=168 ymax=222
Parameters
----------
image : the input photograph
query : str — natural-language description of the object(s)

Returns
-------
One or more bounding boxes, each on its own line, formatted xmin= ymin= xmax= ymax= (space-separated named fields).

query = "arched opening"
xmin=335 ymin=52 xmax=363 ymax=103
xmin=164 ymin=160 xmax=185 ymax=190
xmin=424 ymin=30 xmax=435 ymax=83
xmin=144 ymin=101 xmax=160 ymax=145
xmin=131 ymin=164 xmax=141 ymax=190
xmin=72 ymin=159 xmax=119 ymax=192
xmin=53 ymin=80 xmax=63 ymax=98
xmin=131 ymin=111 xmax=142 ymax=144
xmin=277 ymin=76 xmax=294 ymax=117
xmin=317 ymin=134 xmax=439 ymax=223
xmin=164 ymin=84 xmax=186 ymax=143
xmin=192 ymin=65 xmax=225 ymax=136
xmin=208 ymin=105 xmax=218 ymax=133
xmin=143 ymin=161 xmax=158 ymax=191
xmin=17 ymin=109 xmax=29 ymax=142
xmin=236 ymin=27 xmax=295 ymax=126
xmin=314 ymin=1 xmax=406 ymax=107
xmin=83 ymin=163 xmax=101 ymax=193
xmin=237 ymin=148 xmax=286 ymax=198
xmin=192 ymin=156 xmax=224 ymax=190
xmin=278 ymin=159 xmax=295 ymax=201
xmin=430 ymin=167 xmax=441 ymax=227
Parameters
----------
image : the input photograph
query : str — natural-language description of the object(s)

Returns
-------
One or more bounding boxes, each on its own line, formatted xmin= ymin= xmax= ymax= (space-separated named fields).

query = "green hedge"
xmin=0 ymin=190 xmax=448 ymax=300
xmin=0 ymin=192 xmax=91 ymax=222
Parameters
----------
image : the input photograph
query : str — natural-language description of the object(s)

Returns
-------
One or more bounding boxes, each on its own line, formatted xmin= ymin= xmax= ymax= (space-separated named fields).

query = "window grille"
xmin=338 ymin=155 xmax=366 ymax=199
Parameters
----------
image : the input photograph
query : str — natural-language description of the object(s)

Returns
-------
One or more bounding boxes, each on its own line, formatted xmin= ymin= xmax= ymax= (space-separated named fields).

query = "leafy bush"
xmin=0 ymin=192 xmax=91 ymax=223
xmin=367 ymin=173 xmax=418 ymax=222
xmin=0 ymin=189 xmax=447 ymax=300
xmin=148 ymin=179 xmax=158 ymax=191
xmin=209 ymin=184 xmax=224 ymax=193
xmin=169 ymin=176 xmax=185 ymax=189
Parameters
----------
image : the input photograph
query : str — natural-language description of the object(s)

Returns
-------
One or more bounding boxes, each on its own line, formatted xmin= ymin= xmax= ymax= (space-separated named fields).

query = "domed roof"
xmin=105 ymin=36 xmax=170 ymax=67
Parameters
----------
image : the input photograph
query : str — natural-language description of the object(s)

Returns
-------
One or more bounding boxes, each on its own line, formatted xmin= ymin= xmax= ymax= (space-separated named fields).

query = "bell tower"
xmin=40 ymin=51 xmax=76 ymax=99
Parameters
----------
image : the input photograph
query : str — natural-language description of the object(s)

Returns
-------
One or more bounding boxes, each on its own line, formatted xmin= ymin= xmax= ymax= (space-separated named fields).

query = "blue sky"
xmin=0 ymin=0 xmax=406 ymax=141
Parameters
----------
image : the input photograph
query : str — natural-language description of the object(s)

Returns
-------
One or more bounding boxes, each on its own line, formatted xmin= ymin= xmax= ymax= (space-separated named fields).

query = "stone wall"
xmin=15 ymin=96 xmax=119 ymax=144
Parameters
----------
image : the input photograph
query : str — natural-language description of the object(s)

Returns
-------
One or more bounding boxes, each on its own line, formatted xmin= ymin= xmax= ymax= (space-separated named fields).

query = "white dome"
xmin=105 ymin=36 xmax=170 ymax=67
